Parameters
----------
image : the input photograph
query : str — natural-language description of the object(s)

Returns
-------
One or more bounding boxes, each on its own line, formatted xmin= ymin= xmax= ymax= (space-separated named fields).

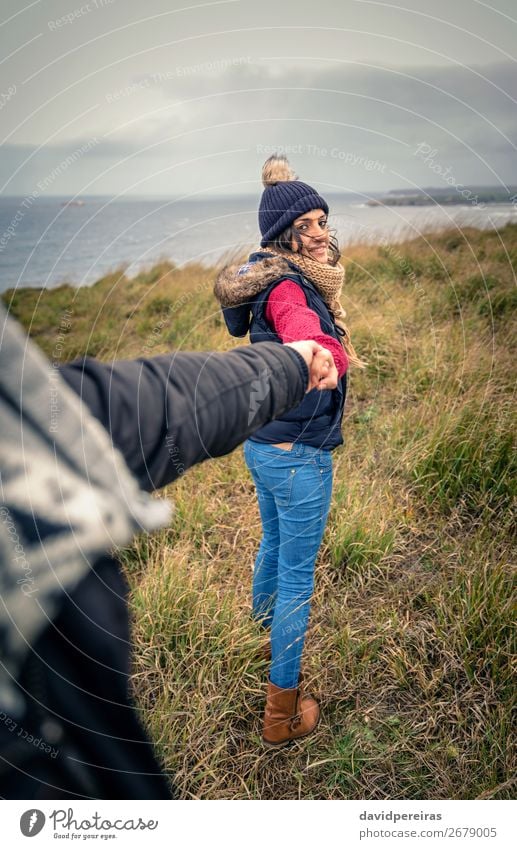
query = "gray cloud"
xmin=1 ymin=0 xmax=515 ymax=196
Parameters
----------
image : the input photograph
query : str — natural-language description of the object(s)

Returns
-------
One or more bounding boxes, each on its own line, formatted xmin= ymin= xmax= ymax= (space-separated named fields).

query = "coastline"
xmin=1 ymin=195 xmax=516 ymax=293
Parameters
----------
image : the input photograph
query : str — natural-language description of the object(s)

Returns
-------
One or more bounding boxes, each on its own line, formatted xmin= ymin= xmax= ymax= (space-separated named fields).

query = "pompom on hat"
xmin=258 ymin=155 xmax=329 ymax=247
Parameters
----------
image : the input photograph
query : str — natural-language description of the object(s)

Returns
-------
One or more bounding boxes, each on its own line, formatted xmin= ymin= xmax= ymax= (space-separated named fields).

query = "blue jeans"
xmin=243 ymin=440 xmax=333 ymax=689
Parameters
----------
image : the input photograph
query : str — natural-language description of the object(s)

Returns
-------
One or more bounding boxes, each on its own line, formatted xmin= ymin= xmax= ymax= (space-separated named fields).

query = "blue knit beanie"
xmin=258 ymin=155 xmax=329 ymax=247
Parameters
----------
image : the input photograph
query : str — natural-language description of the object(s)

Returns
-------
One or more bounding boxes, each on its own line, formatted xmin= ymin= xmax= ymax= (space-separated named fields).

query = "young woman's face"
xmin=291 ymin=208 xmax=329 ymax=263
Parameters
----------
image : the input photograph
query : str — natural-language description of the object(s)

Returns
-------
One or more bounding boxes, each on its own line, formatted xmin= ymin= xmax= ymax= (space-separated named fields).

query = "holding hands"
xmin=285 ymin=341 xmax=339 ymax=392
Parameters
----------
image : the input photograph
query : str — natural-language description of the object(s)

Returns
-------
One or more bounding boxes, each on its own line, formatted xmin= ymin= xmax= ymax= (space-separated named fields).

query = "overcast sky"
xmin=1 ymin=0 xmax=516 ymax=196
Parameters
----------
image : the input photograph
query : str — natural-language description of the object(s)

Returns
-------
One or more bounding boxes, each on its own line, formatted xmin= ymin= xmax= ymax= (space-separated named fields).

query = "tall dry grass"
xmin=4 ymin=223 xmax=516 ymax=799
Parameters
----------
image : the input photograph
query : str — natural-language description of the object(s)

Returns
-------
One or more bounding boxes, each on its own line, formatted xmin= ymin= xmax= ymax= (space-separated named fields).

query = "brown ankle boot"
xmin=262 ymin=678 xmax=320 ymax=747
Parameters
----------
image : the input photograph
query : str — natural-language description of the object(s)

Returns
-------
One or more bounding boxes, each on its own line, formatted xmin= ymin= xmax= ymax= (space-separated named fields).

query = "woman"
xmin=214 ymin=155 xmax=363 ymax=747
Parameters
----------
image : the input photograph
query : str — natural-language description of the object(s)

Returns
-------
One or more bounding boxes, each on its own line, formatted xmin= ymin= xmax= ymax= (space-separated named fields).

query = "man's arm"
xmin=60 ymin=342 xmax=309 ymax=491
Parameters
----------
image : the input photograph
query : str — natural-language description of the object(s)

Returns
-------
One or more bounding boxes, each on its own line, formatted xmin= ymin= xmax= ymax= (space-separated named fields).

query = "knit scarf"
xmin=259 ymin=247 xmax=366 ymax=368
xmin=260 ymin=247 xmax=348 ymax=329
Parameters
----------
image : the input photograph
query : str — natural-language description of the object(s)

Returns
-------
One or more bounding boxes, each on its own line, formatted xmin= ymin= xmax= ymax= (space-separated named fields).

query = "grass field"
xmin=3 ymin=222 xmax=516 ymax=799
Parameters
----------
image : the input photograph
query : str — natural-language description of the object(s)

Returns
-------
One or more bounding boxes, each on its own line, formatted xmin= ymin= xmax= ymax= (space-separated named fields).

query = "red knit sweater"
xmin=265 ymin=279 xmax=349 ymax=378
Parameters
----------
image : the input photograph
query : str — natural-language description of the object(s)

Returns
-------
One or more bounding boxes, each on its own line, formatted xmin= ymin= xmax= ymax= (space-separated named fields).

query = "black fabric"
xmin=221 ymin=302 xmax=251 ymax=338
xmin=60 ymin=342 xmax=308 ymax=491
xmin=0 ymin=557 xmax=173 ymax=799
xmin=1 ymin=342 xmax=308 ymax=799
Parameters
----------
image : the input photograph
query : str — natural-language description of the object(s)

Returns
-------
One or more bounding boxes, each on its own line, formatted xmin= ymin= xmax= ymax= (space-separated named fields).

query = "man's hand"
xmin=285 ymin=341 xmax=339 ymax=392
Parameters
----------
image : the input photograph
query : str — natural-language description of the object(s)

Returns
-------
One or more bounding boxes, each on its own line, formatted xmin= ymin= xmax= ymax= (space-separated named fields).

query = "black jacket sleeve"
xmin=59 ymin=343 xmax=308 ymax=491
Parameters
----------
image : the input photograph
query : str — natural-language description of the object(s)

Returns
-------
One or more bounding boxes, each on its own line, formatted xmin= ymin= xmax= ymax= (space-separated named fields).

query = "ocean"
xmin=1 ymin=194 xmax=516 ymax=293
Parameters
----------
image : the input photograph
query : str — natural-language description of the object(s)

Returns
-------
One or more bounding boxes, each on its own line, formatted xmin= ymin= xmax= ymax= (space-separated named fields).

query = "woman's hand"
xmin=314 ymin=347 xmax=339 ymax=390
xmin=285 ymin=341 xmax=339 ymax=392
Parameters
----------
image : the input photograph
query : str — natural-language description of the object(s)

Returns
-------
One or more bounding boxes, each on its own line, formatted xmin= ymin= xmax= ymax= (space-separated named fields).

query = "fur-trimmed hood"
xmin=213 ymin=253 xmax=295 ymax=308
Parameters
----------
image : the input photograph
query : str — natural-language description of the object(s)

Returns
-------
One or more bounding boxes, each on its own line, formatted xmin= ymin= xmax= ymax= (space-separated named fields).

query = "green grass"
xmin=3 ymin=223 xmax=516 ymax=800
xmin=407 ymin=400 xmax=515 ymax=516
